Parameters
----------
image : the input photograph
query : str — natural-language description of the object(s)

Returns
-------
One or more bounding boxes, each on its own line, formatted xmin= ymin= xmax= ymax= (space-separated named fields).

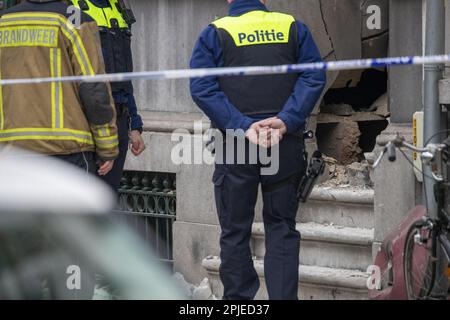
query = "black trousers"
xmin=54 ymin=151 xmax=96 ymax=174
xmin=213 ymin=134 xmax=307 ymax=300
xmin=51 ymin=151 xmax=97 ymax=300
xmin=100 ymin=110 xmax=129 ymax=192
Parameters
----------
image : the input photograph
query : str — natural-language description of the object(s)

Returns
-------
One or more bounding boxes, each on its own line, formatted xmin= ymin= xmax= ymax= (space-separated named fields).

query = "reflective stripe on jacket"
xmin=0 ymin=1 xmax=119 ymax=160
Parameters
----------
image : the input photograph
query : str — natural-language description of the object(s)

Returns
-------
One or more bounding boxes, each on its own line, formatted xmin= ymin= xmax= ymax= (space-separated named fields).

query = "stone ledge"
xmin=252 ymin=222 xmax=374 ymax=246
xmin=202 ymin=256 xmax=369 ymax=290
xmin=309 ymin=186 xmax=374 ymax=205
xmin=141 ymin=111 xmax=210 ymax=133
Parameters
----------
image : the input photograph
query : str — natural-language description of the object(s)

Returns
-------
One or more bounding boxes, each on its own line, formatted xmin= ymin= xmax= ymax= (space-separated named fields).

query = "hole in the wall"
xmin=324 ymin=68 xmax=388 ymax=111
xmin=317 ymin=68 xmax=389 ymax=165
xmin=358 ymin=120 xmax=389 ymax=153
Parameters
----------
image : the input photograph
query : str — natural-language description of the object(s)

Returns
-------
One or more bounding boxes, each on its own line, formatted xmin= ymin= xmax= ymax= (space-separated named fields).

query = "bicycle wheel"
xmin=404 ymin=223 xmax=435 ymax=300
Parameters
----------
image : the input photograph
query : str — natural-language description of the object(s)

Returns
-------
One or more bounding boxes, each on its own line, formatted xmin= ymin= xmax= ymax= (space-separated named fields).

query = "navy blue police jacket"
xmin=189 ymin=0 xmax=326 ymax=134
xmin=90 ymin=0 xmax=143 ymax=132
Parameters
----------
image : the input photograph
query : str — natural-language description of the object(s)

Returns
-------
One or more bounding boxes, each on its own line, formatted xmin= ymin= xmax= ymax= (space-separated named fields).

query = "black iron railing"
xmin=116 ymin=171 xmax=176 ymax=268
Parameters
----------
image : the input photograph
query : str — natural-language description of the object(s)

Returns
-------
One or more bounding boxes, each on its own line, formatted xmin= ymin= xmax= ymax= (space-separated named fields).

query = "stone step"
xmin=298 ymin=186 xmax=374 ymax=229
xmin=252 ymin=222 xmax=374 ymax=271
xmin=202 ymin=256 xmax=369 ymax=300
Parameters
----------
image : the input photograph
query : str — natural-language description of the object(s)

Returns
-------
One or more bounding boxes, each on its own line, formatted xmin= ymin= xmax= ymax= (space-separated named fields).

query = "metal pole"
xmin=424 ymin=0 xmax=445 ymax=219
xmin=423 ymin=0 xmax=448 ymax=297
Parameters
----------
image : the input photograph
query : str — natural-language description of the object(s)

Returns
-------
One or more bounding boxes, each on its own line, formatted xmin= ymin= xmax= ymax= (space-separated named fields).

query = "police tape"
xmin=2 ymin=54 xmax=450 ymax=86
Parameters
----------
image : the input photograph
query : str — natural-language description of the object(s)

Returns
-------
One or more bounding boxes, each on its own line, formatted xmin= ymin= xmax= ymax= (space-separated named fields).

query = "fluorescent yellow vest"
xmin=211 ymin=10 xmax=299 ymax=116
xmin=212 ymin=10 xmax=295 ymax=47
xmin=72 ymin=0 xmax=134 ymax=93
xmin=72 ymin=0 xmax=128 ymax=28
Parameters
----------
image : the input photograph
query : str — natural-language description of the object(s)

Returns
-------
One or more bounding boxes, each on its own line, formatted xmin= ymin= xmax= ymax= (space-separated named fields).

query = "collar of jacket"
xmin=228 ymin=0 xmax=268 ymax=17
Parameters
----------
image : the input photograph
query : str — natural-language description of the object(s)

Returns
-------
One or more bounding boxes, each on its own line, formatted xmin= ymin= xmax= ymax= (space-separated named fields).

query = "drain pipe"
xmin=423 ymin=0 xmax=445 ymax=219
xmin=423 ymin=0 xmax=447 ymax=296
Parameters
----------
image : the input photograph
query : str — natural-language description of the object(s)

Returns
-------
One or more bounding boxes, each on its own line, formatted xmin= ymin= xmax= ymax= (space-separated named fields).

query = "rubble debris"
xmin=317 ymin=120 xmax=363 ymax=165
xmin=192 ymin=278 xmax=213 ymax=300
xmin=320 ymin=103 xmax=354 ymax=116
xmin=320 ymin=156 xmax=372 ymax=188
xmin=173 ymin=272 xmax=195 ymax=298
xmin=172 ymin=273 xmax=216 ymax=300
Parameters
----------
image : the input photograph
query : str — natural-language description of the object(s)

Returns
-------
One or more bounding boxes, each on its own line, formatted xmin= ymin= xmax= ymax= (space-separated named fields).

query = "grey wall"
xmin=128 ymin=0 xmax=228 ymax=114
xmin=389 ymin=0 xmax=423 ymax=123
xmin=127 ymin=0 xmax=378 ymax=115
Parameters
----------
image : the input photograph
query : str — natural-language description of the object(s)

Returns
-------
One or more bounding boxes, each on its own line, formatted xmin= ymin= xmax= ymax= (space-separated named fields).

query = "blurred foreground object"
xmin=0 ymin=148 xmax=184 ymax=300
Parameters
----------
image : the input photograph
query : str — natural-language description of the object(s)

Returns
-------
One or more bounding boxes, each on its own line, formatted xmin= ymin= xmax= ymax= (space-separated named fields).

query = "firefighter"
xmin=0 ymin=0 xmax=120 ymax=299
xmin=0 ymin=0 xmax=118 ymax=176
xmin=190 ymin=0 xmax=326 ymax=300
xmin=70 ymin=0 xmax=145 ymax=192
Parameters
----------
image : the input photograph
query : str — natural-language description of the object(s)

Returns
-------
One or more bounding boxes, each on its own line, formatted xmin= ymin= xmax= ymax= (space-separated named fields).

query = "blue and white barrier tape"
xmin=1 ymin=54 xmax=449 ymax=86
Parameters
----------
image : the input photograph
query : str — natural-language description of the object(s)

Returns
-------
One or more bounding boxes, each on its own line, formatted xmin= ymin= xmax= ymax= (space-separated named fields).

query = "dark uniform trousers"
xmin=101 ymin=103 xmax=129 ymax=192
xmin=49 ymin=104 xmax=128 ymax=299
xmin=213 ymin=133 xmax=307 ymax=300
xmin=51 ymin=152 xmax=97 ymax=300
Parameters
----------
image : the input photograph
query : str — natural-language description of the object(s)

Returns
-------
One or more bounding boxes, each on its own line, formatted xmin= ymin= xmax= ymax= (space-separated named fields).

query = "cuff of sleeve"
xmin=96 ymin=149 xmax=119 ymax=162
xmin=277 ymin=113 xmax=297 ymax=134
xmin=130 ymin=115 xmax=144 ymax=131
xmin=241 ymin=117 xmax=255 ymax=132
xmin=131 ymin=127 xmax=143 ymax=134
xmin=97 ymin=155 xmax=118 ymax=161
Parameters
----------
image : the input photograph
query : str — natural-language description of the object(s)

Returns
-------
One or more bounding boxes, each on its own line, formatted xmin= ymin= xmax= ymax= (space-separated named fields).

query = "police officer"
xmin=70 ymin=0 xmax=145 ymax=192
xmin=190 ymin=0 xmax=326 ymax=300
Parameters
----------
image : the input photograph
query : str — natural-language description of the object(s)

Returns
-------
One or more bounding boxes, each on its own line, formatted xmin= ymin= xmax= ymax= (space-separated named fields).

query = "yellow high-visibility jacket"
xmin=0 ymin=0 xmax=119 ymax=160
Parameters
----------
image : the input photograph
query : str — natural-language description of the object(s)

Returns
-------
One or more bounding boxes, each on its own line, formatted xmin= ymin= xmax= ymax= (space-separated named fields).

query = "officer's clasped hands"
xmin=245 ymin=117 xmax=287 ymax=148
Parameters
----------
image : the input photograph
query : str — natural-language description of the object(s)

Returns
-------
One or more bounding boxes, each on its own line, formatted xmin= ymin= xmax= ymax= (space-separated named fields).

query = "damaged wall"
xmin=389 ymin=0 xmax=423 ymax=123
xmin=128 ymin=0 xmax=389 ymax=114
xmin=125 ymin=0 xmax=391 ymax=286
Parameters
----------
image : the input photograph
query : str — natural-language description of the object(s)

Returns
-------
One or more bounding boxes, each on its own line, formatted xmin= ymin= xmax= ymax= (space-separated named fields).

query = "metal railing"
xmin=116 ymin=171 xmax=176 ymax=269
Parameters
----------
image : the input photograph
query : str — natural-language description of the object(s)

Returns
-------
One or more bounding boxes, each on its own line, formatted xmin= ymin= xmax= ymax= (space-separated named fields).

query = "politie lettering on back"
xmin=238 ymin=29 xmax=285 ymax=44
xmin=0 ymin=26 xmax=58 ymax=47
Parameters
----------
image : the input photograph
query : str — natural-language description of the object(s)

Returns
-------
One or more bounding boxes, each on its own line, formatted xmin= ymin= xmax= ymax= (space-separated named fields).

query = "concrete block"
xmin=298 ymin=241 xmax=372 ymax=271
xmin=298 ymin=187 xmax=374 ymax=228
xmin=252 ymin=222 xmax=374 ymax=271
xmin=173 ymin=221 xmax=221 ymax=285
xmin=439 ymin=78 xmax=450 ymax=105
xmin=389 ymin=0 xmax=423 ymax=123
xmin=373 ymin=124 xmax=417 ymax=243
xmin=203 ymin=257 xmax=369 ymax=300
xmin=177 ymin=162 xmax=218 ymax=225
xmin=124 ymin=131 xmax=180 ymax=173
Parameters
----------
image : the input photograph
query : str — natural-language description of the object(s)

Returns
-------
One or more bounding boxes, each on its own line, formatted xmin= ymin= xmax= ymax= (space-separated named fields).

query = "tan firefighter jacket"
xmin=0 ymin=1 xmax=119 ymax=160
